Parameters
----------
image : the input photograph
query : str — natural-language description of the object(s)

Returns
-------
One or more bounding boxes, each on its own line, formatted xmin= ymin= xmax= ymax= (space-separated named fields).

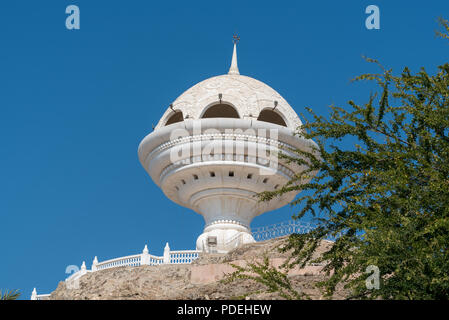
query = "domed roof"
xmin=155 ymin=43 xmax=303 ymax=131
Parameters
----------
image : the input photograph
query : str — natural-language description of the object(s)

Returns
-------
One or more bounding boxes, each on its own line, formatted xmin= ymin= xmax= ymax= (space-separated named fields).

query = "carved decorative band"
xmin=205 ymin=219 xmax=250 ymax=229
xmin=145 ymin=133 xmax=296 ymax=165
xmin=159 ymin=155 xmax=295 ymax=183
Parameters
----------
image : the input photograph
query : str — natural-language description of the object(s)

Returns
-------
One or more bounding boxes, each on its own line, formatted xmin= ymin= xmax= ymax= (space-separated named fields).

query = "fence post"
xmin=80 ymin=261 xmax=87 ymax=275
xmin=92 ymin=256 xmax=98 ymax=272
xmin=163 ymin=242 xmax=170 ymax=264
xmin=31 ymin=288 xmax=37 ymax=300
xmin=141 ymin=244 xmax=149 ymax=266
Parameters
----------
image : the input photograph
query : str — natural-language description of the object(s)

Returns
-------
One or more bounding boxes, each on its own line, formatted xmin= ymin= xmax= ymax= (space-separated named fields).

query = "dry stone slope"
xmin=49 ymin=237 xmax=348 ymax=300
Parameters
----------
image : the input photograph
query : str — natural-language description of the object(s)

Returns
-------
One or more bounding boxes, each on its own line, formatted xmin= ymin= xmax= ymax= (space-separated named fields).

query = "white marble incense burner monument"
xmin=138 ymin=39 xmax=316 ymax=253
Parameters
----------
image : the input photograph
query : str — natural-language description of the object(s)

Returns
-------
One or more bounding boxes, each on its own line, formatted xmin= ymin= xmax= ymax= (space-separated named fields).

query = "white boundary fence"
xmin=31 ymin=220 xmax=336 ymax=299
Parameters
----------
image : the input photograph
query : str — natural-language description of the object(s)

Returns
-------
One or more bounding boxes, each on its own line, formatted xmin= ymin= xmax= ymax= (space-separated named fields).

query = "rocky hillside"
xmin=48 ymin=237 xmax=348 ymax=300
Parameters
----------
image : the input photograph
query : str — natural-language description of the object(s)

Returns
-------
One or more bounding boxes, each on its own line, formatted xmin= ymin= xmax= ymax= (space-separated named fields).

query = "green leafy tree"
xmin=0 ymin=289 xmax=21 ymax=300
xmin=222 ymin=253 xmax=306 ymax=300
xmin=226 ymin=18 xmax=449 ymax=300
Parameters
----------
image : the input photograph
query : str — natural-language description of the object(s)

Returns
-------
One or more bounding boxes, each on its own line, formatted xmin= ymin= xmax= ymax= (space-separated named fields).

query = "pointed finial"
xmin=143 ymin=244 xmax=149 ymax=254
xmin=91 ymin=256 xmax=99 ymax=271
xmin=81 ymin=261 xmax=86 ymax=270
xmin=31 ymin=288 xmax=37 ymax=300
xmin=163 ymin=242 xmax=170 ymax=264
xmin=228 ymin=35 xmax=240 ymax=75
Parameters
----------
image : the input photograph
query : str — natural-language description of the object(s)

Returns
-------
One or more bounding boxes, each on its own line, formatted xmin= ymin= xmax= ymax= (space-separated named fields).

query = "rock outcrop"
xmin=48 ymin=237 xmax=348 ymax=300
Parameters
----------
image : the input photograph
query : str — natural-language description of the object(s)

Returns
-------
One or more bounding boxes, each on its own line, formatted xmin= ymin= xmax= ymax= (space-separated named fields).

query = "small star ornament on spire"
xmin=233 ymin=34 xmax=240 ymax=44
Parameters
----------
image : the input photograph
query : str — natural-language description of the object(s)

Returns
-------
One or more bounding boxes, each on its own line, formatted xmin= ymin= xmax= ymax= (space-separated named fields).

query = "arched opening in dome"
xmin=165 ymin=111 xmax=184 ymax=126
xmin=257 ymin=109 xmax=287 ymax=127
xmin=201 ymin=104 xmax=240 ymax=119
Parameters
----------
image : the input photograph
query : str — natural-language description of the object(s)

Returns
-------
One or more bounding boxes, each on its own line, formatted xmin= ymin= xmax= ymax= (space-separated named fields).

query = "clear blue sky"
xmin=0 ymin=1 xmax=447 ymax=298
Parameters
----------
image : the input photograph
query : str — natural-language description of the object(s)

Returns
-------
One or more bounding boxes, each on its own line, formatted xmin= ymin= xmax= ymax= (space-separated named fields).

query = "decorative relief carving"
xmin=155 ymin=74 xmax=302 ymax=130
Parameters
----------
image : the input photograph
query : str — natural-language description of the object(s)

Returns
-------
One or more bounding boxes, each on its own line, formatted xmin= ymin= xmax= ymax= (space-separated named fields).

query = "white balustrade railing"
xmin=148 ymin=255 xmax=164 ymax=265
xmin=95 ymin=254 xmax=142 ymax=271
xmin=90 ymin=243 xmax=201 ymax=272
xmin=169 ymin=250 xmax=200 ymax=264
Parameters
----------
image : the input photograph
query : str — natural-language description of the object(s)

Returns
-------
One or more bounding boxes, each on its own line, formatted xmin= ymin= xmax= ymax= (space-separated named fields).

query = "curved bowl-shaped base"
xmin=138 ymin=119 xmax=318 ymax=252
